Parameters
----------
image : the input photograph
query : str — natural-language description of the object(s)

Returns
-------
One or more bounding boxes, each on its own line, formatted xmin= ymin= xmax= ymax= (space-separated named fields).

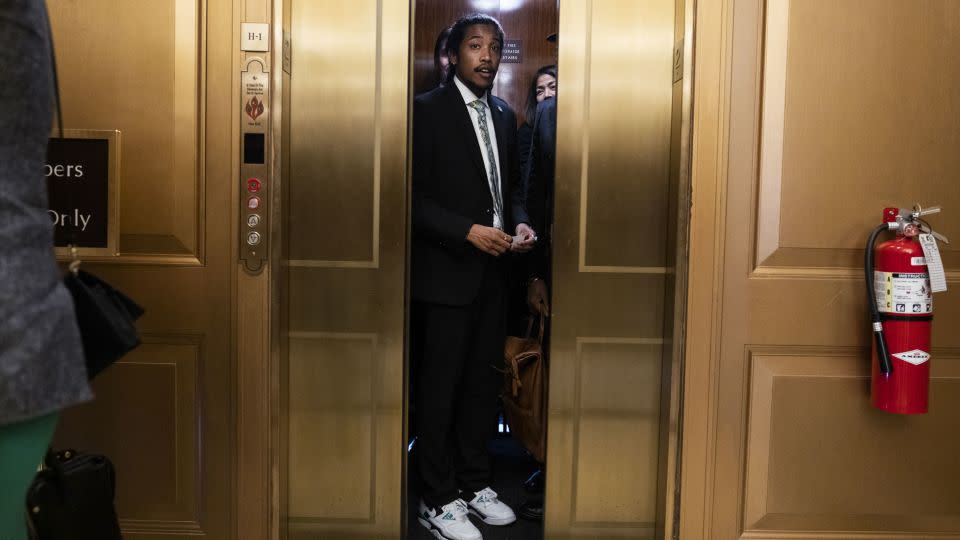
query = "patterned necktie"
xmin=468 ymin=99 xmax=504 ymax=229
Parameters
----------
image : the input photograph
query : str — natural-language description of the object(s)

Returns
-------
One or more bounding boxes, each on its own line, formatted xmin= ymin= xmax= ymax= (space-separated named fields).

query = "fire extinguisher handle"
xmin=874 ymin=327 xmax=893 ymax=375
xmin=912 ymin=204 xmax=941 ymax=218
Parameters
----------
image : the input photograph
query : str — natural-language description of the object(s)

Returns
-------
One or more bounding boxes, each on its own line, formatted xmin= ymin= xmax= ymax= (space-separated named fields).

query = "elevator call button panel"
xmin=240 ymin=56 xmax=270 ymax=272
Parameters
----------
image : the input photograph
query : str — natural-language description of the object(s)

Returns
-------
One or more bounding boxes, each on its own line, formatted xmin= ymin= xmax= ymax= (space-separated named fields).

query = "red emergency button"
xmin=246 ymin=178 xmax=262 ymax=193
xmin=247 ymin=196 xmax=261 ymax=210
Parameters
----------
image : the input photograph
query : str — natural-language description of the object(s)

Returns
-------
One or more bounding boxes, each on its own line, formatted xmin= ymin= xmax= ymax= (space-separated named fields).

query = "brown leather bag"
xmin=502 ymin=316 xmax=548 ymax=463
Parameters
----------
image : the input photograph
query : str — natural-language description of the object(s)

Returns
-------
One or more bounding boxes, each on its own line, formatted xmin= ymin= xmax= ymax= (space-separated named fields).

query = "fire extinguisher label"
xmin=918 ymin=233 xmax=948 ymax=293
xmin=911 ymin=257 xmax=927 ymax=266
xmin=874 ymin=271 xmax=933 ymax=314
xmin=891 ymin=349 xmax=931 ymax=366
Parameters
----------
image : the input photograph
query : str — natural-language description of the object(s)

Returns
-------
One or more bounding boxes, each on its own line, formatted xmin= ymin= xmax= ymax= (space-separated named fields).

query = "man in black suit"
xmin=411 ymin=13 xmax=535 ymax=540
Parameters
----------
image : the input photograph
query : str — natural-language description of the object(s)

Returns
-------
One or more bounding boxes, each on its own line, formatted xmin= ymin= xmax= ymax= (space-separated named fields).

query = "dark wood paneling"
xmin=414 ymin=0 xmax=559 ymax=125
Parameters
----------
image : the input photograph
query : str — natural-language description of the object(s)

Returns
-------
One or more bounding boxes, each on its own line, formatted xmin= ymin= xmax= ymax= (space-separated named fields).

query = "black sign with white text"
xmin=46 ymin=137 xmax=110 ymax=247
xmin=502 ymin=39 xmax=522 ymax=63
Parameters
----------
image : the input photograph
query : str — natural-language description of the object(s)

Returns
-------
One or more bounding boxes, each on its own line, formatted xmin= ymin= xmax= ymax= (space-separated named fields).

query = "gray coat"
xmin=0 ymin=0 xmax=93 ymax=425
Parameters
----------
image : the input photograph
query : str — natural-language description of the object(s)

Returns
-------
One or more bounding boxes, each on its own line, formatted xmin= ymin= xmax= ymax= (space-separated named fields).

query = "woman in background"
xmin=510 ymin=64 xmax=556 ymax=339
xmin=432 ymin=26 xmax=453 ymax=86
xmin=509 ymin=65 xmax=558 ymax=522
xmin=518 ymin=65 xmax=557 ymax=180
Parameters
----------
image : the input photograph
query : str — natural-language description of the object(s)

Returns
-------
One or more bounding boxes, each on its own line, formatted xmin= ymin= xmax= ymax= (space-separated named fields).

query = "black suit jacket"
xmin=412 ymin=83 xmax=529 ymax=306
xmin=522 ymin=98 xmax=557 ymax=284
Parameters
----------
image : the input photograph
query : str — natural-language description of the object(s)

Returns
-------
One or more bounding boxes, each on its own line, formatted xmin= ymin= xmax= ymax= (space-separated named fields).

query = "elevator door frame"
xmin=250 ymin=1 xmax=699 ymax=538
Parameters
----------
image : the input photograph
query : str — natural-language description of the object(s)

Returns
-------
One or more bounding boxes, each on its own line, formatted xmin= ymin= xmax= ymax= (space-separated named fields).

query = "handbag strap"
xmin=524 ymin=314 xmax=546 ymax=343
xmin=506 ymin=355 xmax=522 ymax=397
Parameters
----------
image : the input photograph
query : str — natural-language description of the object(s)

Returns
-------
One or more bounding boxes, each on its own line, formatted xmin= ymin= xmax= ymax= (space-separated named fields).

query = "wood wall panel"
xmin=681 ymin=0 xmax=960 ymax=539
xmin=757 ymin=0 xmax=960 ymax=272
xmin=54 ymin=337 xmax=202 ymax=534
xmin=776 ymin=1 xmax=960 ymax=253
xmin=49 ymin=0 xmax=202 ymax=257
xmin=744 ymin=349 xmax=960 ymax=534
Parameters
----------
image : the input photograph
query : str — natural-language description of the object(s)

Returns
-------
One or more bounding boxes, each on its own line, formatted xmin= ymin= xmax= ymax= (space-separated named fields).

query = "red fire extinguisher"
xmin=866 ymin=205 xmax=948 ymax=414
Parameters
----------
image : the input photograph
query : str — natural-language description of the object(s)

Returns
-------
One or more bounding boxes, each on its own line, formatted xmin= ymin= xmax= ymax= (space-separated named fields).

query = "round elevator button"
xmin=247 ymin=214 xmax=261 ymax=227
xmin=247 ymin=231 xmax=261 ymax=246
xmin=247 ymin=196 xmax=261 ymax=210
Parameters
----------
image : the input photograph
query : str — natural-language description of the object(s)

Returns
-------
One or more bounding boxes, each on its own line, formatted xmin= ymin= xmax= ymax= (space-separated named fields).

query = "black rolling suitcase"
xmin=26 ymin=449 xmax=122 ymax=540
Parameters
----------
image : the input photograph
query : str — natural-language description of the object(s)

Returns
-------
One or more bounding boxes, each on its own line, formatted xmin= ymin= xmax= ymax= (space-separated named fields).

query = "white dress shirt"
xmin=453 ymin=75 xmax=504 ymax=230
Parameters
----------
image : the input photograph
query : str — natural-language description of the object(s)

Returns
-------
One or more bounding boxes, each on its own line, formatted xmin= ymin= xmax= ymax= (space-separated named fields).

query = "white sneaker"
xmin=466 ymin=487 xmax=516 ymax=526
xmin=417 ymin=498 xmax=482 ymax=540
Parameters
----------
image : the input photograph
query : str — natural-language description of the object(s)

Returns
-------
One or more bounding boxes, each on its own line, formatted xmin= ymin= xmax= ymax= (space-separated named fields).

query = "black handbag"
xmin=26 ymin=449 xmax=123 ymax=540
xmin=64 ymin=259 xmax=144 ymax=379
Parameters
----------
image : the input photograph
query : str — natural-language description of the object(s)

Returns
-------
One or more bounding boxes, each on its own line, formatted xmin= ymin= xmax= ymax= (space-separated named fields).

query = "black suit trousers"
xmin=413 ymin=262 xmax=506 ymax=508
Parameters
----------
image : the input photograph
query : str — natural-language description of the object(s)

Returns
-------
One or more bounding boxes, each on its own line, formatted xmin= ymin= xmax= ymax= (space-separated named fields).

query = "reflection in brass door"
xmin=545 ymin=0 xmax=685 ymax=538
xmin=280 ymin=1 xmax=410 ymax=538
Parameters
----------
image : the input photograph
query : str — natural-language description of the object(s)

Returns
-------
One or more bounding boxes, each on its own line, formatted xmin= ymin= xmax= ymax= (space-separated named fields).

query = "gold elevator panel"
xmin=547 ymin=1 xmax=679 ymax=537
xmin=282 ymin=1 xmax=409 ymax=537
xmin=281 ymin=1 xmax=683 ymax=538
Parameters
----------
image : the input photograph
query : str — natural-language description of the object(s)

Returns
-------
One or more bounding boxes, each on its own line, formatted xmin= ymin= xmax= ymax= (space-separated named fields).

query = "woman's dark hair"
xmin=433 ymin=26 xmax=452 ymax=84
xmin=444 ymin=13 xmax=505 ymax=83
xmin=524 ymin=64 xmax=558 ymax=122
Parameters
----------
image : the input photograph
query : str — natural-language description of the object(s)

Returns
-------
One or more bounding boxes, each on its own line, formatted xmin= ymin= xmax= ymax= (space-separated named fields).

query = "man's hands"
xmin=466 ymin=225 xmax=513 ymax=256
xmin=466 ymin=223 xmax=538 ymax=256
xmin=511 ymin=223 xmax=536 ymax=253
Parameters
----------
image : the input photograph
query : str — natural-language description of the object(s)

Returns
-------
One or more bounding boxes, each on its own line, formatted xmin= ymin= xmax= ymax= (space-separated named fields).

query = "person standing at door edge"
xmin=410 ymin=12 xmax=536 ymax=540
xmin=1 ymin=1 xmax=93 ymax=539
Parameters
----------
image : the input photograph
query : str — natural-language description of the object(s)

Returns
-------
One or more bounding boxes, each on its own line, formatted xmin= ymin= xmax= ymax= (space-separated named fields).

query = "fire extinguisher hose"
xmin=866 ymin=223 xmax=893 ymax=374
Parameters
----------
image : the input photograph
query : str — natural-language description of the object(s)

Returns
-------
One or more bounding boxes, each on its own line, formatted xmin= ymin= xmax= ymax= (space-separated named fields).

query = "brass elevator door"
xmin=281 ymin=1 xmax=409 ymax=538
xmin=545 ymin=1 xmax=683 ymax=538
xmin=279 ymin=1 xmax=685 ymax=538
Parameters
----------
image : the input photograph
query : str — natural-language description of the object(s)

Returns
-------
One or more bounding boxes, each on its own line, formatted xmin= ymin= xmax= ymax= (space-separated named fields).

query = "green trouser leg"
xmin=0 ymin=413 xmax=58 ymax=540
